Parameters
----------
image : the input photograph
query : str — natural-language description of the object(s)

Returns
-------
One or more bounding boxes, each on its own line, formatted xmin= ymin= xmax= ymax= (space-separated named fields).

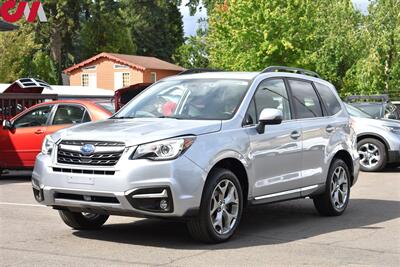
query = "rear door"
xmin=0 ymin=105 xmax=54 ymax=168
xmin=287 ymin=79 xmax=332 ymax=189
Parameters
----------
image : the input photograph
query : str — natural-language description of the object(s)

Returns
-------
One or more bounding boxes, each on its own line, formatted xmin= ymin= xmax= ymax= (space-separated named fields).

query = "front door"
xmin=0 ymin=105 xmax=54 ymax=168
xmin=245 ymin=78 xmax=303 ymax=199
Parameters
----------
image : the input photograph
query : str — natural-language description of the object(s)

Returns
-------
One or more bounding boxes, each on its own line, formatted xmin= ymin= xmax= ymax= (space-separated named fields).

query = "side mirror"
xmin=256 ymin=108 xmax=283 ymax=134
xmin=2 ymin=120 xmax=13 ymax=130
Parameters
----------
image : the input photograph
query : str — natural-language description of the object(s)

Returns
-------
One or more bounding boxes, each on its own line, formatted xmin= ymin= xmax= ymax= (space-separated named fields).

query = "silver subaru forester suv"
xmin=33 ymin=67 xmax=359 ymax=243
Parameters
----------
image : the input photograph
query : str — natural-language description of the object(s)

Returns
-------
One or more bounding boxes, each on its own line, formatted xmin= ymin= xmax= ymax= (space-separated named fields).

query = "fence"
xmin=0 ymin=93 xmax=58 ymax=122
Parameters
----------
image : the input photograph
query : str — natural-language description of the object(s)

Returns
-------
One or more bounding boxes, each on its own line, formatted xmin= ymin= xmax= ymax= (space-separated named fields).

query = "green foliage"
xmin=0 ymin=0 xmax=185 ymax=85
xmin=80 ymin=0 xmax=136 ymax=59
xmin=0 ymin=24 xmax=40 ymax=83
xmin=343 ymin=0 xmax=400 ymax=99
xmin=206 ymin=0 xmax=400 ymax=98
xmin=122 ymin=0 xmax=184 ymax=61
xmin=173 ymin=26 xmax=209 ymax=68
xmin=25 ymin=51 xmax=59 ymax=84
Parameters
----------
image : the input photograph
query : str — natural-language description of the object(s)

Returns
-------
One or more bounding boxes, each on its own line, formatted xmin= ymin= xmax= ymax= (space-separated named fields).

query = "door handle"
xmin=34 ymin=129 xmax=44 ymax=134
xmin=290 ymin=130 xmax=301 ymax=139
xmin=326 ymin=125 xmax=335 ymax=133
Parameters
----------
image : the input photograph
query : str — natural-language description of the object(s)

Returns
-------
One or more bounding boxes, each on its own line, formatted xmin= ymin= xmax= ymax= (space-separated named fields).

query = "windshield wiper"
xmin=156 ymin=116 xmax=187 ymax=120
xmin=110 ymin=116 xmax=136 ymax=119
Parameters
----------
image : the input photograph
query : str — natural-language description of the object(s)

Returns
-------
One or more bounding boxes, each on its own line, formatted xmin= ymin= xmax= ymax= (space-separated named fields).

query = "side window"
xmin=82 ymin=111 xmax=91 ymax=123
xmin=52 ymin=105 xmax=86 ymax=125
xmin=254 ymin=79 xmax=291 ymax=121
xmin=13 ymin=105 xmax=53 ymax=128
xmin=244 ymin=99 xmax=257 ymax=125
xmin=314 ymin=82 xmax=341 ymax=116
xmin=288 ymin=79 xmax=323 ymax=119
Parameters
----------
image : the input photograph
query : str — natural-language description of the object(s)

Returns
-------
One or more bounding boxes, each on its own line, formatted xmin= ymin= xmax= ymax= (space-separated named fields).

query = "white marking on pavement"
xmin=0 ymin=202 xmax=45 ymax=207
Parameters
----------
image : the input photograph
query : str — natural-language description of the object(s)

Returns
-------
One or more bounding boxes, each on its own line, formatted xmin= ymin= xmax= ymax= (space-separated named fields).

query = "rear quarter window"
xmin=314 ymin=82 xmax=342 ymax=116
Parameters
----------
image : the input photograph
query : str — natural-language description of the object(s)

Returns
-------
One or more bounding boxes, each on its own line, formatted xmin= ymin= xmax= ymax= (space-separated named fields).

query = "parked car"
xmin=32 ymin=67 xmax=359 ymax=243
xmin=393 ymin=101 xmax=400 ymax=111
xmin=114 ymin=83 xmax=152 ymax=112
xmin=346 ymin=95 xmax=400 ymax=120
xmin=0 ymin=100 xmax=111 ymax=174
xmin=345 ymin=103 xmax=400 ymax=171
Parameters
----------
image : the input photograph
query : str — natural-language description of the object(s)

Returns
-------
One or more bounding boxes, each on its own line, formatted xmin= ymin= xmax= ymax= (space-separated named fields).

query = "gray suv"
xmin=33 ymin=67 xmax=360 ymax=243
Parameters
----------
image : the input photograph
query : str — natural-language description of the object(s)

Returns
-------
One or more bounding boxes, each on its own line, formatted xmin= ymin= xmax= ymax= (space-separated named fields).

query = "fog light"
xmin=160 ymin=199 xmax=168 ymax=210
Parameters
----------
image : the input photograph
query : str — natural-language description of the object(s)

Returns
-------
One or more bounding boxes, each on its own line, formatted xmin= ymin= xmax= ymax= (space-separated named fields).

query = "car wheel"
xmin=58 ymin=210 xmax=109 ymax=230
xmin=313 ymin=159 xmax=350 ymax=216
xmin=358 ymin=138 xmax=387 ymax=172
xmin=187 ymin=168 xmax=243 ymax=243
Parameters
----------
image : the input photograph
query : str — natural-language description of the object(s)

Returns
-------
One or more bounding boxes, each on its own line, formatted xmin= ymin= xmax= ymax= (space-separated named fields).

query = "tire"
xmin=357 ymin=138 xmax=387 ymax=172
xmin=313 ymin=159 xmax=351 ymax=216
xmin=58 ymin=210 xmax=109 ymax=230
xmin=187 ymin=168 xmax=243 ymax=243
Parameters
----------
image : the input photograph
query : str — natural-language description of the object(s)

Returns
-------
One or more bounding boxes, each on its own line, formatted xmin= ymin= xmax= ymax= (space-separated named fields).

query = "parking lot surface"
xmin=1 ymin=169 xmax=399 ymax=266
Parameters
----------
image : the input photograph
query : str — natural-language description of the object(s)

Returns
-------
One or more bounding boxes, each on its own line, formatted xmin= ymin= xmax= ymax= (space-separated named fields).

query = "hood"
xmin=51 ymin=118 xmax=222 ymax=147
xmin=351 ymin=116 xmax=400 ymax=133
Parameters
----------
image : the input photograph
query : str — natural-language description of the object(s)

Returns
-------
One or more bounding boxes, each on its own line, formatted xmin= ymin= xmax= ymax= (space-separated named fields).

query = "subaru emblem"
xmin=80 ymin=144 xmax=95 ymax=156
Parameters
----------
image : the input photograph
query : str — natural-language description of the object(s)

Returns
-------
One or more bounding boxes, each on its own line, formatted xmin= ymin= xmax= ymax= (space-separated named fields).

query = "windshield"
xmin=114 ymin=79 xmax=250 ymax=120
xmin=345 ymin=104 xmax=372 ymax=118
xmin=96 ymin=101 xmax=115 ymax=113
xmin=352 ymin=104 xmax=382 ymax=118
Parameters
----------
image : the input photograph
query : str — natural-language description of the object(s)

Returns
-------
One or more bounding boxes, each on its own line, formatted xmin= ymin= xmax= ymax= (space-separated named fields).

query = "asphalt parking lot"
xmin=1 ymin=169 xmax=399 ymax=266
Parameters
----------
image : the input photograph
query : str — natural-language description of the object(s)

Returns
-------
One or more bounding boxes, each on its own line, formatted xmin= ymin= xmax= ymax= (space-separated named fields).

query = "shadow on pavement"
xmin=73 ymin=198 xmax=400 ymax=249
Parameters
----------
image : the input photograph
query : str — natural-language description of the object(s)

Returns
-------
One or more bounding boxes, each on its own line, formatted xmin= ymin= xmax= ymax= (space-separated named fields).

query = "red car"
xmin=114 ymin=83 xmax=152 ymax=112
xmin=0 ymin=100 xmax=112 ymax=172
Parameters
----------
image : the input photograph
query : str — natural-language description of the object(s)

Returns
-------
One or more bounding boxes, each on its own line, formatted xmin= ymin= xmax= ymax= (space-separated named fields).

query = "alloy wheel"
xmin=209 ymin=179 xmax=239 ymax=235
xmin=358 ymin=143 xmax=381 ymax=169
xmin=330 ymin=166 xmax=348 ymax=210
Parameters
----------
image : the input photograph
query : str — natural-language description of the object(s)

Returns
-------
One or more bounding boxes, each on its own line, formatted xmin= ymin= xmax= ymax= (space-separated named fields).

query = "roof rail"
xmin=345 ymin=95 xmax=390 ymax=103
xmin=261 ymin=66 xmax=320 ymax=78
xmin=178 ymin=68 xmax=221 ymax=75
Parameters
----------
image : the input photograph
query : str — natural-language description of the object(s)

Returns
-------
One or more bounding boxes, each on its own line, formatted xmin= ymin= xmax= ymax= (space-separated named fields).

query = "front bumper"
xmin=388 ymin=150 xmax=400 ymax=164
xmin=32 ymin=152 xmax=206 ymax=218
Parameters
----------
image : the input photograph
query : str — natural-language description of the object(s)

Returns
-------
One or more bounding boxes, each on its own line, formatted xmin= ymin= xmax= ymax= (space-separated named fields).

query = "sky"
xmin=180 ymin=0 xmax=370 ymax=36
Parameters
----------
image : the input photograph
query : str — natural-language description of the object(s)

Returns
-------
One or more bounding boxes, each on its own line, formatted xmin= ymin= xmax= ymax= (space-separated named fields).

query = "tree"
xmin=302 ymin=0 xmax=363 ymax=91
xmin=343 ymin=0 xmax=400 ymax=98
xmin=121 ymin=0 xmax=184 ymax=61
xmin=206 ymin=0 xmax=362 ymax=92
xmin=0 ymin=23 xmax=40 ymax=83
xmin=185 ymin=0 xmax=225 ymax=15
xmin=173 ymin=25 xmax=209 ymax=68
xmin=79 ymin=0 xmax=136 ymax=59
xmin=32 ymin=0 xmax=90 ymax=81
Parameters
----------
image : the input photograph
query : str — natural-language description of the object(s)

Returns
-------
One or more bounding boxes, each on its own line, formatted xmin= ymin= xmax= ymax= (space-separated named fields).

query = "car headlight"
xmin=383 ymin=126 xmax=400 ymax=134
xmin=41 ymin=135 xmax=55 ymax=155
xmin=131 ymin=137 xmax=196 ymax=161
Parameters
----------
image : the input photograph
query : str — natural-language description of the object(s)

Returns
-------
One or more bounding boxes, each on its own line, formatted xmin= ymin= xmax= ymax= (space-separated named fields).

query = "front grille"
xmin=57 ymin=140 xmax=125 ymax=166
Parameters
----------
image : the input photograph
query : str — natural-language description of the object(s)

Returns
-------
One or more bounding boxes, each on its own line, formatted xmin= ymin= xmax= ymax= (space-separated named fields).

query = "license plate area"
xmin=67 ymin=176 xmax=95 ymax=185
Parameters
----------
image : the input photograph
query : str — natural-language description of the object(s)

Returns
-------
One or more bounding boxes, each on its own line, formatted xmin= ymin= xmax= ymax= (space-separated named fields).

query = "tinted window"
xmin=289 ymin=79 xmax=323 ymax=119
xmin=314 ymin=83 xmax=341 ymax=115
xmin=52 ymin=105 xmax=87 ymax=125
xmin=345 ymin=104 xmax=372 ymax=118
xmin=254 ymin=79 xmax=291 ymax=121
xmin=13 ymin=105 xmax=52 ymax=128
xmin=244 ymin=99 xmax=257 ymax=125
